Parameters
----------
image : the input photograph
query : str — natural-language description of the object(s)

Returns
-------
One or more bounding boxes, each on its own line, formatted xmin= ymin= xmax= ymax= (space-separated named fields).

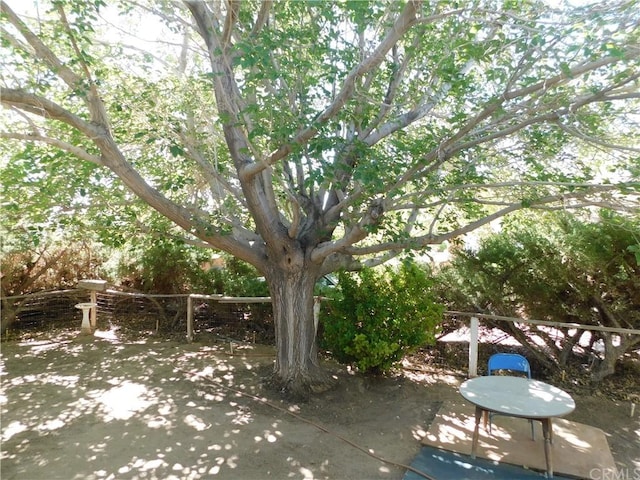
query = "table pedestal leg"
xmin=541 ymin=418 xmax=553 ymax=478
xmin=471 ymin=405 xmax=482 ymax=459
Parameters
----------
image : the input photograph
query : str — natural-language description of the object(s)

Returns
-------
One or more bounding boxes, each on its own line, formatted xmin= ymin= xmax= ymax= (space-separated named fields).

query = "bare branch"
xmin=56 ymin=4 xmax=93 ymax=84
xmin=122 ymin=0 xmax=193 ymax=31
xmin=251 ymin=1 xmax=272 ymax=36
xmin=317 ymin=183 xmax=638 ymax=260
xmin=286 ymin=192 xmax=302 ymax=239
xmin=1 ymin=88 xmax=106 ymax=138
xmin=221 ymin=0 xmax=240 ymax=48
xmin=0 ymin=26 xmax=32 ymax=55
xmin=385 ymin=52 xmax=640 ymax=197
xmin=362 ymin=31 xmax=423 ymax=138
xmin=184 ymin=0 xmax=264 ymax=167
xmin=504 ymin=50 xmax=640 ymax=102
xmin=0 ymin=131 xmax=104 ymax=166
xmin=1 ymin=3 xmax=83 ymax=91
xmin=54 ymin=3 xmax=112 ymax=131
xmin=557 ymin=123 xmax=640 ymax=154
xmin=177 ymin=127 xmax=246 ymax=207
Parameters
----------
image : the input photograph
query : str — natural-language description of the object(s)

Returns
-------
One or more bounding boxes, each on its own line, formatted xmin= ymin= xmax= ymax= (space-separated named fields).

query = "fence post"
xmin=78 ymin=280 xmax=107 ymax=331
xmin=187 ymin=294 xmax=194 ymax=342
xmin=89 ymin=291 xmax=98 ymax=328
xmin=313 ymin=296 xmax=321 ymax=333
xmin=469 ymin=316 xmax=479 ymax=377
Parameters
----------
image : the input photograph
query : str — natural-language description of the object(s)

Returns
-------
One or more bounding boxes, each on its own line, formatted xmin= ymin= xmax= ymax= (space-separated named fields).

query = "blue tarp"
xmin=403 ymin=446 xmax=575 ymax=480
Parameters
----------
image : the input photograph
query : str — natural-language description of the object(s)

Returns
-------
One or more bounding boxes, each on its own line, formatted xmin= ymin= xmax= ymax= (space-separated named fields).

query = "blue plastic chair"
xmin=487 ymin=353 xmax=535 ymax=440
xmin=488 ymin=353 xmax=532 ymax=377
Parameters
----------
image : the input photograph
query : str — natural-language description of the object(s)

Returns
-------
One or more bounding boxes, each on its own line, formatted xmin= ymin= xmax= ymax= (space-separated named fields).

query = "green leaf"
xmin=169 ymin=144 xmax=184 ymax=158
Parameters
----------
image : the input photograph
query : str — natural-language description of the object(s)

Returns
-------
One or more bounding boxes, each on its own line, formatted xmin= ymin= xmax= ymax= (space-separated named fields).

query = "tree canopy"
xmin=3 ymin=0 xmax=639 ymax=261
xmin=2 ymin=0 xmax=639 ymax=394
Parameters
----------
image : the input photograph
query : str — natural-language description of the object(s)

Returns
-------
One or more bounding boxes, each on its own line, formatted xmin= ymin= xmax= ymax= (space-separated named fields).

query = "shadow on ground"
xmin=0 ymin=329 xmax=453 ymax=480
xmin=2 ymin=329 xmax=638 ymax=480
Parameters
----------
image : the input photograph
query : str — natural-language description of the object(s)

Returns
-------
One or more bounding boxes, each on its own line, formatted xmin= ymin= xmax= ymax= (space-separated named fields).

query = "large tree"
xmin=2 ymin=0 xmax=639 ymax=395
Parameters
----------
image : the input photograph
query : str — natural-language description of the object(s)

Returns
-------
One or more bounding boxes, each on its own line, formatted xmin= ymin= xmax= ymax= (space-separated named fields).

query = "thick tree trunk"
xmin=265 ymin=263 xmax=333 ymax=399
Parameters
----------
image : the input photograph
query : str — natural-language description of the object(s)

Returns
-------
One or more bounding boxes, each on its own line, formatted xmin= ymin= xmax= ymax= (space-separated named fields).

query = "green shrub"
xmin=320 ymin=260 xmax=443 ymax=374
xmin=113 ymin=239 xmax=269 ymax=296
xmin=114 ymin=239 xmax=213 ymax=293
xmin=208 ymin=256 xmax=269 ymax=297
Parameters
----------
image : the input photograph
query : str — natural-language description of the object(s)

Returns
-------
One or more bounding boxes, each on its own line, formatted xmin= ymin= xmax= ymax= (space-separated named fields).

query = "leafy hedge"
xmin=320 ymin=261 xmax=443 ymax=373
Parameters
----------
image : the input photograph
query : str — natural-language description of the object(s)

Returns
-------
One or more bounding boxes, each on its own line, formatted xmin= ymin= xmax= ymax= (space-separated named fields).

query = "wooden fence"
xmin=447 ymin=311 xmax=640 ymax=377
xmin=4 ymin=285 xmax=639 ymax=379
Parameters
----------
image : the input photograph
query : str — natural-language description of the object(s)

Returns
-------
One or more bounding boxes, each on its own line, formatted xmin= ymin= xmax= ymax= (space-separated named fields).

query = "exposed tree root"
xmin=263 ymin=365 xmax=338 ymax=402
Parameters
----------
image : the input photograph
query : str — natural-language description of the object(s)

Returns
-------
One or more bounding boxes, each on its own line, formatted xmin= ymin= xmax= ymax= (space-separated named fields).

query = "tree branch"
xmin=558 ymin=123 xmax=640 ymax=154
xmin=1 ymin=3 xmax=84 ymax=91
xmin=251 ymin=1 xmax=272 ymax=36
xmin=328 ymin=185 xmax=636 ymax=258
xmin=243 ymin=0 xmax=423 ymax=178
xmin=2 ymin=90 xmax=264 ymax=269
xmin=0 ymin=131 xmax=104 ymax=166
xmin=54 ymin=3 xmax=112 ymax=131
xmin=1 ymin=88 xmax=106 ymax=138
xmin=177 ymin=128 xmax=247 ymax=207
xmin=406 ymin=48 xmax=639 ymax=178
xmin=221 ymin=0 xmax=240 ymax=48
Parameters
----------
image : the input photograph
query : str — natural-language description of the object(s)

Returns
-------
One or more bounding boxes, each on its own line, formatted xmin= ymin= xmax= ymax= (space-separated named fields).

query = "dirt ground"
xmin=1 ymin=329 xmax=639 ymax=480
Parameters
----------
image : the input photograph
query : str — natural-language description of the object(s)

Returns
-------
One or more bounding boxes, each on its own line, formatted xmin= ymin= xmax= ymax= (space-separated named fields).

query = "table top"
xmin=459 ymin=376 xmax=575 ymax=419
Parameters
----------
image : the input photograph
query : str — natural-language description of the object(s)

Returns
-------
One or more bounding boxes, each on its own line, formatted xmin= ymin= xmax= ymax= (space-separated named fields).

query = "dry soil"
xmin=1 ymin=330 xmax=638 ymax=480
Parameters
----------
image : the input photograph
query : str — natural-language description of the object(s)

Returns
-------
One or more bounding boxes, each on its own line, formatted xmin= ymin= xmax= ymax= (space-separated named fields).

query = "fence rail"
xmin=1 ymin=288 xmax=276 ymax=342
xmin=445 ymin=311 xmax=640 ymax=377
xmin=1 ymin=289 xmax=88 ymax=332
xmin=1 ymin=289 xmax=79 ymax=300
xmin=3 ymin=288 xmax=638 ymax=380
xmin=185 ymin=294 xmax=273 ymax=341
xmin=447 ymin=311 xmax=640 ymax=336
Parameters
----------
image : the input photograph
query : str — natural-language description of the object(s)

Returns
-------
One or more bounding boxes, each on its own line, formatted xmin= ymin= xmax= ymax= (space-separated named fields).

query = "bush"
xmin=321 ymin=260 xmax=443 ymax=374
xmin=1 ymin=241 xmax=106 ymax=296
xmin=114 ymin=239 xmax=208 ymax=293
xmin=114 ymin=241 xmax=269 ymax=296
xmin=208 ymin=256 xmax=269 ymax=297
xmin=435 ymin=210 xmax=640 ymax=381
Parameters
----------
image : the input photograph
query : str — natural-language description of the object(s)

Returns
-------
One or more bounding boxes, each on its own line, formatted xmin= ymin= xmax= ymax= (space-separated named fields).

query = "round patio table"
xmin=459 ymin=375 xmax=575 ymax=478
